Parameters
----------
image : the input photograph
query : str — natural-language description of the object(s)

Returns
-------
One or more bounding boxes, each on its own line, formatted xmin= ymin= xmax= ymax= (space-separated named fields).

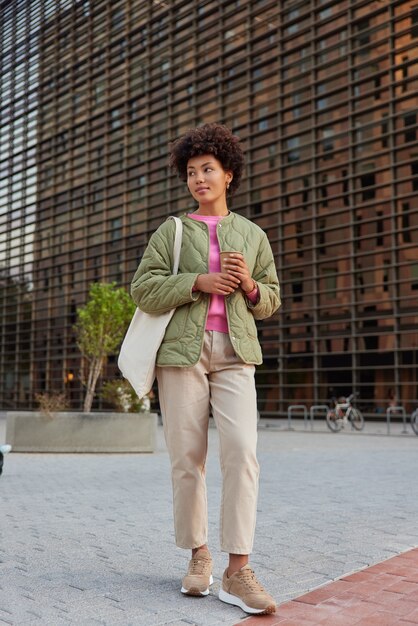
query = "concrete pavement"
xmin=0 ymin=416 xmax=417 ymax=625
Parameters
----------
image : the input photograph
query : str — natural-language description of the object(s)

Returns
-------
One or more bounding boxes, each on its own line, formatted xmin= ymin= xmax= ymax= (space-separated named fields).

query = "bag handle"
xmin=168 ymin=216 xmax=183 ymax=275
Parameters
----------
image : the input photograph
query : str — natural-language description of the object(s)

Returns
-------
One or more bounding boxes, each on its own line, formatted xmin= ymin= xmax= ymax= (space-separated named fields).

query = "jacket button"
xmin=232 ymin=336 xmax=236 ymax=341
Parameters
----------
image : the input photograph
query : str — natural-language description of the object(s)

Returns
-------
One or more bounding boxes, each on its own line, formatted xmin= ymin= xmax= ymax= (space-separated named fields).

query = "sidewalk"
xmin=0 ymin=417 xmax=417 ymax=625
xmin=239 ymin=549 xmax=418 ymax=626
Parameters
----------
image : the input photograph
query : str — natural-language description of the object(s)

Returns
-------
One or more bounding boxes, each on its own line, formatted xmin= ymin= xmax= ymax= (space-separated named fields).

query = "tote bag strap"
xmin=167 ymin=216 xmax=183 ymax=275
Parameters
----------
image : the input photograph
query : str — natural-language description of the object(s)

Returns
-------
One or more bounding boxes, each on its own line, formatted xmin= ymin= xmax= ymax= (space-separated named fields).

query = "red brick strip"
xmin=237 ymin=548 xmax=418 ymax=626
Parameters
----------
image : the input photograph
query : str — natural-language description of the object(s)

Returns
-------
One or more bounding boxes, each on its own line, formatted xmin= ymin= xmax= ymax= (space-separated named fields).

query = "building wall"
xmin=0 ymin=0 xmax=417 ymax=414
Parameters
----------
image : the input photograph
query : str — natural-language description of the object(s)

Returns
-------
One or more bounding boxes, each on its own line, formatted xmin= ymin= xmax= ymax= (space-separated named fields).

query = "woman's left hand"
xmin=222 ymin=254 xmax=255 ymax=294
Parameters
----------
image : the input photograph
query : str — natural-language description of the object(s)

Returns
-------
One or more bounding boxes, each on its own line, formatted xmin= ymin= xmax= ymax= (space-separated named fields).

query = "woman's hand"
xmin=222 ymin=254 xmax=255 ymax=294
xmin=195 ymin=273 xmax=241 ymax=295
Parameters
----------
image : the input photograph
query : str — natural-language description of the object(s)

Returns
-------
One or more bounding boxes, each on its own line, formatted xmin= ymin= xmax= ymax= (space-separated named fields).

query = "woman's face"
xmin=186 ymin=154 xmax=232 ymax=205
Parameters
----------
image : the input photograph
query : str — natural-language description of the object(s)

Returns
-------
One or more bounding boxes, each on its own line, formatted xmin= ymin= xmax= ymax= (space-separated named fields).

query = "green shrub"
xmin=100 ymin=379 xmax=150 ymax=413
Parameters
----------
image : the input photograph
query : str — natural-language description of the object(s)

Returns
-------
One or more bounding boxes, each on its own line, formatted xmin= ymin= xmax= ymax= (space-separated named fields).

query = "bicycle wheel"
xmin=350 ymin=407 xmax=364 ymax=430
xmin=326 ymin=409 xmax=342 ymax=432
xmin=411 ymin=409 xmax=418 ymax=436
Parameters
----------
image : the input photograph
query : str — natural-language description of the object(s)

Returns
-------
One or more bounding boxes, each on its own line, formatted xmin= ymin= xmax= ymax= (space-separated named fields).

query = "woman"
xmin=131 ymin=123 xmax=281 ymax=615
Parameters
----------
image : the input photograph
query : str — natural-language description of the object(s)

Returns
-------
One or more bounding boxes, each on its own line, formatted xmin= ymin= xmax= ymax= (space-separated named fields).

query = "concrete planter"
xmin=5 ymin=411 xmax=158 ymax=453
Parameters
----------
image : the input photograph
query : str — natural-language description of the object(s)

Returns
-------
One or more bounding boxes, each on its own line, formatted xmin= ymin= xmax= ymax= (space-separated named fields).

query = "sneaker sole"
xmin=219 ymin=588 xmax=276 ymax=614
xmin=181 ymin=575 xmax=213 ymax=596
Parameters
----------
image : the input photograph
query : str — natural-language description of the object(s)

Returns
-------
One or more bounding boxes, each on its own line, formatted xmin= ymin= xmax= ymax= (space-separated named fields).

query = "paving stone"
xmin=240 ymin=549 xmax=418 ymax=626
xmin=1 ymin=417 xmax=417 ymax=625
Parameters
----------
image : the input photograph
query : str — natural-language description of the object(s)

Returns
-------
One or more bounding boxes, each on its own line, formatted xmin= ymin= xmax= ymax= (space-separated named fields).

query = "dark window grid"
xmin=280 ymin=265 xmax=400 ymax=293
xmin=280 ymin=94 xmax=385 ymax=129
xmin=2 ymin=14 xmax=414 ymax=408
xmin=280 ymin=310 xmax=396 ymax=334
xmin=393 ymin=169 xmax=418 ymax=193
xmin=335 ymin=62 xmax=390 ymax=94
xmin=351 ymin=73 xmax=390 ymax=98
xmin=351 ymin=22 xmax=391 ymax=51
xmin=395 ymin=70 xmax=418 ymax=96
xmin=278 ymin=313 xmax=407 ymax=336
xmin=280 ymin=18 xmax=387 ymax=51
xmin=288 ymin=179 xmax=347 ymax=208
xmin=280 ymin=250 xmax=401 ymax=277
xmin=279 ymin=166 xmax=385 ymax=199
xmin=314 ymin=89 xmax=363 ymax=115
xmin=312 ymin=140 xmax=350 ymax=160
xmin=393 ymin=38 xmax=418 ymax=65
xmin=392 ymin=17 xmax=417 ymax=41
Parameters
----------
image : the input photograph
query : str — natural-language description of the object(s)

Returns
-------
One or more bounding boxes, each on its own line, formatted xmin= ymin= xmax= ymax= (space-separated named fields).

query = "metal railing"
xmin=286 ymin=404 xmax=329 ymax=431
xmin=287 ymin=405 xmax=308 ymax=430
xmin=309 ymin=405 xmax=329 ymax=431
xmin=284 ymin=404 xmax=413 ymax=436
xmin=386 ymin=406 xmax=408 ymax=435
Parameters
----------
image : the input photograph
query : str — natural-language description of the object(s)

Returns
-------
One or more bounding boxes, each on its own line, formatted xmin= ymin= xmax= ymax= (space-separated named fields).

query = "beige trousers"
xmin=156 ymin=331 xmax=259 ymax=555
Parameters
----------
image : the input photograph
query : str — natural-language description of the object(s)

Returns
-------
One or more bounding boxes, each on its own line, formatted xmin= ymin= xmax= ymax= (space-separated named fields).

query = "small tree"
xmin=74 ymin=282 xmax=135 ymax=412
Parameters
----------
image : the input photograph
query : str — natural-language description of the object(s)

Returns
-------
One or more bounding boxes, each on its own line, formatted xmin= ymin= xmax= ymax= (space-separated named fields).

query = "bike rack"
xmin=309 ymin=405 xmax=329 ymax=431
xmin=386 ymin=406 xmax=408 ymax=435
xmin=287 ymin=405 xmax=308 ymax=430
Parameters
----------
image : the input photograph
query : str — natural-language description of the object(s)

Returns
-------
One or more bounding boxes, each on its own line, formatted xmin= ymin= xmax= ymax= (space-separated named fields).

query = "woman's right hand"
xmin=194 ymin=273 xmax=241 ymax=295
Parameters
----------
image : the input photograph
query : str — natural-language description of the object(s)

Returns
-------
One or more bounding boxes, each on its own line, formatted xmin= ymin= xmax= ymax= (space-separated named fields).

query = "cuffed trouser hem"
xmin=176 ymin=541 xmax=208 ymax=550
xmin=220 ymin=546 xmax=253 ymax=555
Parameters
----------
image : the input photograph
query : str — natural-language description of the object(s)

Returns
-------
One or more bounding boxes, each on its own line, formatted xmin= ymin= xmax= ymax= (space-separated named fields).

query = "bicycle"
xmin=326 ymin=393 xmax=364 ymax=432
xmin=411 ymin=408 xmax=418 ymax=436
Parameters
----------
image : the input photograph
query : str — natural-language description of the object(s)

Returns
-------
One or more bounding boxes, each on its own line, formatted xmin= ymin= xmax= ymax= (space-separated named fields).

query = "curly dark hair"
xmin=169 ymin=123 xmax=245 ymax=196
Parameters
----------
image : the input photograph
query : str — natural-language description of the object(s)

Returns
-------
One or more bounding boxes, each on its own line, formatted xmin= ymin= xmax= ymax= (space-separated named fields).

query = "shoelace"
xmin=189 ymin=556 xmax=211 ymax=575
xmin=238 ymin=568 xmax=265 ymax=592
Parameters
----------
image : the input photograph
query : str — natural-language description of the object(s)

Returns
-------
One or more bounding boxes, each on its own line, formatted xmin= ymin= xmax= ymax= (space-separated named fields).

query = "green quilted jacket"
xmin=130 ymin=211 xmax=281 ymax=366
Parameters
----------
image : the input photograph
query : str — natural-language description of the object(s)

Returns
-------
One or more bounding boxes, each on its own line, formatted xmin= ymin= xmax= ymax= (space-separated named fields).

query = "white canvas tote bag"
xmin=118 ymin=216 xmax=183 ymax=398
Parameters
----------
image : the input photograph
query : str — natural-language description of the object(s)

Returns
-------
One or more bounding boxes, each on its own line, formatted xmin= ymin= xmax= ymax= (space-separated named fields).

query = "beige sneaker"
xmin=219 ymin=564 xmax=276 ymax=614
xmin=181 ymin=548 xmax=213 ymax=596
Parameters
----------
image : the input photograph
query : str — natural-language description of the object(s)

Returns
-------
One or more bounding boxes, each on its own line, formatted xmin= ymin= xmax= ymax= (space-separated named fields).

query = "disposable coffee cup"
xmin=220 ymin=251 xmax=243 ymax=273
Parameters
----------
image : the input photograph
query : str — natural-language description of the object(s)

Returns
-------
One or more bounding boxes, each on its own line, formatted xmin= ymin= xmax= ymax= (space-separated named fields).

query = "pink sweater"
xmin=189 ymin=213 xmax=258 ymax=334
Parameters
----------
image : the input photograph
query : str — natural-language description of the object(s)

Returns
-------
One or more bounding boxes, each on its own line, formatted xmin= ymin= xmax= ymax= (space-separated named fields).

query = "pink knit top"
xmin=189 ymin=213 xmax=258 ymax=334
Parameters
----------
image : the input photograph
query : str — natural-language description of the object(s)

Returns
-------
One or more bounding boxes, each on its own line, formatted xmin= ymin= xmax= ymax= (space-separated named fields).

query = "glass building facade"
xmin=1 ymin=0 xmax=417 ymax=415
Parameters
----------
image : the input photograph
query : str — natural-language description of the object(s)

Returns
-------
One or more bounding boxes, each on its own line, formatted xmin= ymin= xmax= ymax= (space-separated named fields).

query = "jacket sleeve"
xmin=130 ymin=219 xmax=201 ymax=314
xmin=246 ymin=232 xmax=281 ymax=320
